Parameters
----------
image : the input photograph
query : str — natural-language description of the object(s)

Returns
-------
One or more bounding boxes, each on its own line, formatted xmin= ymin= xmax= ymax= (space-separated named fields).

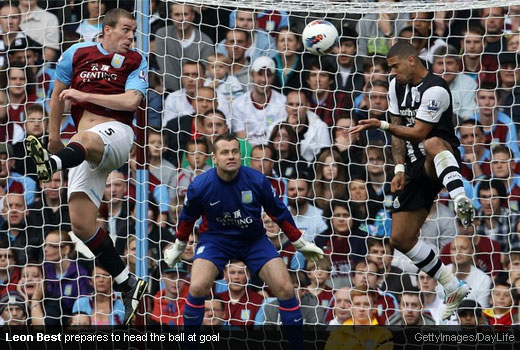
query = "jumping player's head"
xmin=212 ymin=133 xmax=241 ymax=177
xmin=387 ymin=41 xmax=424 ymax=84
xmin=102 ymin=8 xmax=136 ymax=54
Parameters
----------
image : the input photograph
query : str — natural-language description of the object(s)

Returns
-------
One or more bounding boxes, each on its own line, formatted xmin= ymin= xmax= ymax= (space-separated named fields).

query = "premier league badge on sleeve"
xmin=241 ymin=190 xmax=253 ymax=204
xmin=111 ymin=53 xmax=125 ymax=69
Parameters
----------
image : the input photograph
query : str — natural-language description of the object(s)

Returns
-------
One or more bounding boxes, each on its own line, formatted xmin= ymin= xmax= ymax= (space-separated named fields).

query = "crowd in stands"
xmin=1 ymin=0 xmax=520 ymax=326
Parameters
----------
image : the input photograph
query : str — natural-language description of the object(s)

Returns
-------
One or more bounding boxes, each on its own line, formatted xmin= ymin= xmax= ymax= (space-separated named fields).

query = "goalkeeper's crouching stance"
xmin=164 ymin=133 xmax=323 ymax=350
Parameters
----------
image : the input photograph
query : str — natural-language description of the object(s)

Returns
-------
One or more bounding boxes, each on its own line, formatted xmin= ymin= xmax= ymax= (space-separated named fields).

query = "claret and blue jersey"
xmin=177 ymin=166 xmax=301 ymax=242
xmin=55 ymin=42 xmax=148 ymax=126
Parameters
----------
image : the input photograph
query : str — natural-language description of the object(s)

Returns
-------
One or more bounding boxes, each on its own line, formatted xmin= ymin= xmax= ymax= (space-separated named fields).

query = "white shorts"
xmin=68 ymin=121 xmax=134 ymax=207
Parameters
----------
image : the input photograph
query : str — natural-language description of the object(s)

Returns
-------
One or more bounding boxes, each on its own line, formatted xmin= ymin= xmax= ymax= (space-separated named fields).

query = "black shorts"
xmin=392 ymin=157 xmax=443 ymax=213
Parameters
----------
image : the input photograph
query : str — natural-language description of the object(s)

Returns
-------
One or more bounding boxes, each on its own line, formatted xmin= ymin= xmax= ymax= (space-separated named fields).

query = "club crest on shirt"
xmin=242 ymin=190 xmax=253 ymax=203
xmin=393 ymin=197 xmax=400 ymax=209
xmin=111 ymin=54 xmax=125 ymax=68
xmin=240 ymin=309 xmax=251 ymax=320
xmin=427 ymin=99 xmax=440 ymax=112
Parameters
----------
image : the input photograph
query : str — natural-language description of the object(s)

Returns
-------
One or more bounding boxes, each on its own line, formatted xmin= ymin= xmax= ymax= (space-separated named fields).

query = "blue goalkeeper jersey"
xmin=178 ymin=167 xmax=300 ymax=241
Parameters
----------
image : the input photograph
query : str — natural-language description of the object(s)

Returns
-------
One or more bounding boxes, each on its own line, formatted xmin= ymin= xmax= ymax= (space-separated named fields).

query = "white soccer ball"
xmin=302 ymin=20 xmax=339 ymax=56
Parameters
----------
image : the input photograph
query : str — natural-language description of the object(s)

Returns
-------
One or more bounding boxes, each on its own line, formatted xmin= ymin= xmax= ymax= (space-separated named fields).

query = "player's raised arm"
xmin=164 ymin=184 xmax=202 ymax=267
xmin=259 ymin=176 xmax=324 ymax=261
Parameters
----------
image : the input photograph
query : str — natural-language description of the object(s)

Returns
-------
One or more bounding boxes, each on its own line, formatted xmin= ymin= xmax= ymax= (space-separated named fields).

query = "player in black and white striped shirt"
xmin=350 ymin=41 xmax=473 ymax=321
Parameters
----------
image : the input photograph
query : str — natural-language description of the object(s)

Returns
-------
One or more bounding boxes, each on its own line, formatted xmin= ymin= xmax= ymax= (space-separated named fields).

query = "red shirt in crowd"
xmin=216 ymin=289 xmax=264 ymax=326
xmin=307 ymin=91 xmax=352 ymax=127
xmin=150 ymin=284 xmax=189 ymax=325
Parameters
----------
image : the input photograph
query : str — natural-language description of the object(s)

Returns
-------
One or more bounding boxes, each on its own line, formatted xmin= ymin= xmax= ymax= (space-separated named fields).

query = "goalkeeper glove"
xmin=164 ymin=239 xmax=187 ymax=267
xmin=292 ymin=237 xmax=324 ymax=261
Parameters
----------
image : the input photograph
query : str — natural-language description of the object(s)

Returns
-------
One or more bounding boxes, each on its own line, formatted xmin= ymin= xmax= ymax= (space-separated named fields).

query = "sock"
xmin=183 ymin=293 xmax=205 ymax=349
xmin=279 ymin=296 xmax=303 ymax=350
xmin=434 ymin=150 xmax=465 ymax=199
xmin=84 ymin=226 xmax=133 ymax=292
xmin=405 ymin=240 xmax=460 ymax=293
xmin=50 ymin=142 xmax=87 ymax=171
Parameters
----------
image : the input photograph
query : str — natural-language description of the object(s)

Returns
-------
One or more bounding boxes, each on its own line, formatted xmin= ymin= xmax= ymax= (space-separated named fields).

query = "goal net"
xmin=1 ymin=0 xmax=519 ymax=334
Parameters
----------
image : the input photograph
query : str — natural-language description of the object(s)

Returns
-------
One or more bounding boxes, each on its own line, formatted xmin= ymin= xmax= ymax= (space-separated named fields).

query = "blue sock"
xmin=279 ymin=296 xmax=303 ymax=350
xmin=183 ymin=293 xmax=205 ymax=350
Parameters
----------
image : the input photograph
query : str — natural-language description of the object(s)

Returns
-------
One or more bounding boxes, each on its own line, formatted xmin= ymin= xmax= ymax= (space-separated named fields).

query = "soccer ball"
xmin=302 ymin=20 xmax=339 ymax=56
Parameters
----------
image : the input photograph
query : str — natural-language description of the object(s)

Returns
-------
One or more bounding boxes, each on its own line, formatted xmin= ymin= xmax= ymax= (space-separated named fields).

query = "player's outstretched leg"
xmin=425 ymin=138 xmax=475 ymax=227
xmin=25 ymin=135 xmax=55 ymax=182
xmin=391 ymin=211 xmax=470 ymax=320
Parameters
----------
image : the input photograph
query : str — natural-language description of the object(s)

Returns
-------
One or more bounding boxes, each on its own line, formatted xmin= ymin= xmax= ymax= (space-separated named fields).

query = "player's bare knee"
xmin=424 ymin=137 xmax=451 ymax=156
xmin=188 ymin=282 xmax=211 ymax=298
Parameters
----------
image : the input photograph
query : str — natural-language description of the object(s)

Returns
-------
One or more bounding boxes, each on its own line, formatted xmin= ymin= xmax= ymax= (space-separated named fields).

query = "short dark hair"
xmin=478 ymin=179 xmax=507 ymax=205
xmin=103 ymin=9 xmax=134 ymax=33
xmin=492 ymin=145 xmax=513 ymax=159
xmin=185 ymin=137 xmax=208 ymax=152
xmin=478 ymin=81 xmax=498 ymax=93
xmin=251 ymin=144 xmax=275 ymax=161
xmin=387 ymin=41 xmax=420 ymax=60
xmin=402 ymin=287 xmax=424 ymax=304
xmin=340 ymin=27 xmax=358 ymax=45
xmin=182 ymin=59 xmax=206 ymax=76
xmin=213 ymin=133 xmax=239 ymax=152
xmin=433 ymin=44 xmax=460 ymax=63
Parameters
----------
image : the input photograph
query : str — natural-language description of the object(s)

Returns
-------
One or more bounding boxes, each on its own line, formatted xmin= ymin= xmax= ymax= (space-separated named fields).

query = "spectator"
xmin=0 ymin=193 xmax=42 ymax=264
xmin=348 ymin=178 xmax=381 ymax=233
xmin=498 ymin=52 xmax=518 ymax=118
xmin=330 ymin=115 xmax=365 ymax=181
xmin=13 ymin=104 xmax=45 ymax=178
xmin=305 ymin=257 xmax=334 ymax=312
xmin=328 ymin=287 xmax=351 ymax=326
xmin=150 ymin=262 xmax=189 ymax=325
xmin=273 ymin=27 xmax=304 ymax=94
xmin=72 ymin=265 xmax=125 ymax=325
xmin=231 ymin=56 xmax=287 ymax=146
xmin=229 ymin=9 xmax=289 ymax=38
xmin=146 ymin=71 xmax=164 ymax=127
xmin=350 ymin=259 xmax=397 ymax=325
xmin=336 ymin=27 xmax=364 ymax=97
xmin=417 ymin=271 xmax=444 ymax=324
xmin=216 ymin=8 xmax=277 ymax=63
xmin=216 ymin=260 xmax=264 ymax=327
xmin=222 ymin=28 xmax=251 ymax=90
xmin=146 ymin=128 xmax=178 ymax=204
xmin=0 ymin=143 xmax=26 ymax=202
xmin=482 ymin=280 xmax=516 ymax=325
xmin=312 ymin=148 xmax=347 ymax=211
xmin=202 ymin=298 xmax=225 ymax=326
xmin=155 ymin=2 xmax=213 ymax=92
xmin=432 ymin=45 xmax=478 ymax=120
xmin=356 ymin=5 xmax=408 ymax=57
xmin=16 ymin=264 xmax=44 ymax=325
xmin=18 ymin=0 xmax=60 ymax=62
xmin=420 ymin=202 xmax=457 ymax=252
xmin=102 ymin=170 xmax=131 ymax=254
xmin=177 ymin=138 xmax=211 ymax=198
xmin=408 ymin=11 xmax=447 ymax=64
xmin=204 ymin=53 xmax=244 ymax=118
xmin=321 ymin=200 xmax=367 ymax=283
xmin=284 ymin=90 xmax=331 ymax=163
xmin=386 ymin=289 xmax=436 ymax=325
xmin=447 ymin=235 xmax=492 ymax=308
xmin=457 ymin=299 xmax=484 ymax=326
xmin=0 ymin=290 xmax=28 ymax=325
xmin=458 ymin=120 xmax=491 ymax=181
xmin=0 ymin=246 xmax=19 ymax=296
xmin=504 ymin=249 xmax=520 ymax=286
xmin=0 ymin=91 xmax=23 ymax=144
xmin=162 ymin=60 xmax=206 ymax=126
xmin=366 ymin=238 xmax=413 ymax=296
xmin=286 ymin=177 xmax=328 ymax=243
xmin=26 ymin=171 xmax=71 ymax=236
xmin=480 ymin=7 xmax=507 ymax=54
xmin=490 ymin=145 xmax=520 ymax=211
xmin=353 ymin=80 xmax=390 ymax=145
xmin=343 ymin=284 xmax=379 ymax=325
xmin=75 ymin=0 xmax=107 ymax=42
xmin=3 ymin=61 xmax=39 ymax=126
xmin=43 ymin=230 xmax=92 ymax=322
xmin=268 ymin=123 xmax=299 ymax=177
xmin=0 ymin=3 xmax=29 ymax=68
xmin=262 ymin=212 xmax=298 ymax=270
xmin=440 ymin=220 xmax=502 ymax=277
xmin=305 ymin=59 xmax=352 ymax=127
xmin=363 ymin=145 xmax=393 ymax=221
xmin=202 ymin=109 xmax=252 ymax=166
xmin=164 ymin=86 xmax=216 ymax=167
xmin=470 ymin=83 xmax=520 ymax=158
xmin=258 ymin=270 xmax=325 ymax=325
xmin=474 ymin=179 xmax=519 ymax=252
xmin=460 ymin=25 xmax=498 ymax=84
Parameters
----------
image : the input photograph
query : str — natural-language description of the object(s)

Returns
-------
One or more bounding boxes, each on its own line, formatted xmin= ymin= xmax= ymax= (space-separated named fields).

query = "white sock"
xmin=434 ymin=150 xmax=465 ymax=199
xmin=50 ymin=155 xmax=62 ymax=171
xmin=114 ymin=267 xmax=130 ymax=285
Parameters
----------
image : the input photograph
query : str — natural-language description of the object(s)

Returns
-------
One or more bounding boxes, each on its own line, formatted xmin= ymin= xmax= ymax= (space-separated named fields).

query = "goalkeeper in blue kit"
xmin=164 ymin=133 xmax=323 ymax=348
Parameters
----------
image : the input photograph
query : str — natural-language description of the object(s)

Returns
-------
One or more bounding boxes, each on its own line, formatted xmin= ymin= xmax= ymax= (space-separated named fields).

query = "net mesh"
xmin=0 ymin=0 xmax=519 ymax=330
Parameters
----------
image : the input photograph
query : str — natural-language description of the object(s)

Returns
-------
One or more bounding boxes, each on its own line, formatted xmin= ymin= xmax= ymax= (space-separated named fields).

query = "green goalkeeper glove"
xmin=292 ymin=237 xmax=324 ymax=261
xmin=164 ymin=239 xmax=187 ymax=267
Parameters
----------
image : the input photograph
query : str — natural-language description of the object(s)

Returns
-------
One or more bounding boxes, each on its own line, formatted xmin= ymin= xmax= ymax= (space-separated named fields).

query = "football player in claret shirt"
xmin=164 ymin=133 xmax=324 ymax=349
xmin=24 ymin=8 xmax=148 ymax=325
xmin=349 ymin=41 xmax=474 ymax=320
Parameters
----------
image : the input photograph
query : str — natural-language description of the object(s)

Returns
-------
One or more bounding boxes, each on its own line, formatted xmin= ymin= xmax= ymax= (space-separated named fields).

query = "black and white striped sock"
xmin=434 ymin=150 xmax=465 ymax=199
